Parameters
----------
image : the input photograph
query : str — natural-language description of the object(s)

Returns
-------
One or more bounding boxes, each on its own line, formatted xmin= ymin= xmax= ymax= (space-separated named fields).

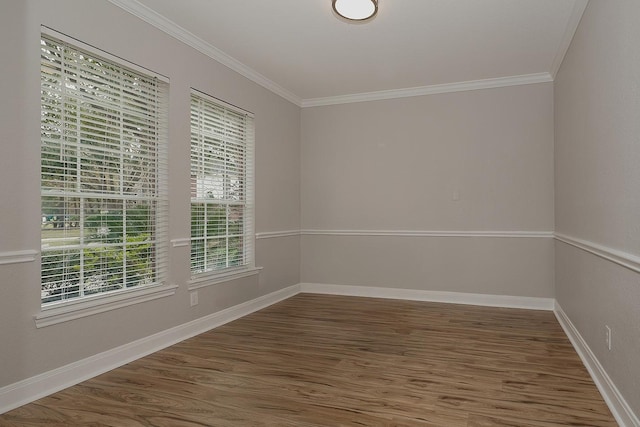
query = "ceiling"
xmin=109 ymin=0 xmax=588 ymax=106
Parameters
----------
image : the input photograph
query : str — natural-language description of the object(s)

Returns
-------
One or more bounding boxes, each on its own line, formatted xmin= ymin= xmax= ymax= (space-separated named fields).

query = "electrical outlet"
xmin=605 ymin=325 xmax=612 ymax=351
xmin=190 ymin=291 xmax=198 ymax=307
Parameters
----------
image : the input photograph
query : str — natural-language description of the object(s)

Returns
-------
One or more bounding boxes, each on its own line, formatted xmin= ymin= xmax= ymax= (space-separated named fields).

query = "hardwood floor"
xmin=1 ymin=294 xmax=616 ymax=426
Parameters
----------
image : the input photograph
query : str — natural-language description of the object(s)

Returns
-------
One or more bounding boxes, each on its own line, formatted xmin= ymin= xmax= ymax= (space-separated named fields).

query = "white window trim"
xmin=38 ymin=27 xmax=170 ymax=312
xmin=187 ymin=266 xmax=262 ymax=291
xmin=189 ymin=89 xmax=256 ymax=278
xmin=176 ymin=230 xmax=262 ymax=290
xmin=35 ymin=283 xmax=178 ymax=328
xmin=41 ymin=26 xmax=169 ymax=83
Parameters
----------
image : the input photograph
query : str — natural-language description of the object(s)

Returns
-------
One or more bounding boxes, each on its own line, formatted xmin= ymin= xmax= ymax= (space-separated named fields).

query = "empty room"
xmin=0 ymin=0 xmax=638 ymax=425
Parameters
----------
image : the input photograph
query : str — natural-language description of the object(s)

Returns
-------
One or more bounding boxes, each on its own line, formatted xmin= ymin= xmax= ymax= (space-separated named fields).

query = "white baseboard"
xmin=554 ymin=302 xmax=640 ymax=427
xmin=304 ymin=283 xmax=637 ymax=424
xmin=3 ymin=282 xmax=635 ymax=427
xmin=299 ymin=283 xmax=555 ymax=310
xmin=0 ymin=284 xmax=300 ymax=415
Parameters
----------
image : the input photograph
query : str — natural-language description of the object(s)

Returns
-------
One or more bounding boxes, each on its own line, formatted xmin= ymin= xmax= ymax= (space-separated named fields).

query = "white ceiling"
xmin=109 ymin=0 xmax=588 ymax=106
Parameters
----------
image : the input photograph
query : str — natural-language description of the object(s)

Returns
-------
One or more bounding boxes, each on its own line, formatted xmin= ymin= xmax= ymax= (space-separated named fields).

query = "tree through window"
xmin=189 ymin=92 xmax=254 ymax=276
xmin=40 ymin=33 xmax=168 ymax=304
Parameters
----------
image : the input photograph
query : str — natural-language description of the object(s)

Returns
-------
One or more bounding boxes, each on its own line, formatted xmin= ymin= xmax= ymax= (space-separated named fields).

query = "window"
xmin=40 ymin=32 xmax=168 ymax=305
xmin=190 ymin=92 xmax=254 ymax=278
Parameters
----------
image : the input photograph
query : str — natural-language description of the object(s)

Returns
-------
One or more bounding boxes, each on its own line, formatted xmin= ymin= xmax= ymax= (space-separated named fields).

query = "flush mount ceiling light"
xmin=332 ymin=0 xmax=378 ymax=22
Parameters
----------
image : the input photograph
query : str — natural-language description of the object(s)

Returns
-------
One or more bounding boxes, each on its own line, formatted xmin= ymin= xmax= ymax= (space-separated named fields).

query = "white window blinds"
xmin=190 ymin=92 xmax=255 ymax=276
xmin=40 ymin=32 xmax=168 ymax=304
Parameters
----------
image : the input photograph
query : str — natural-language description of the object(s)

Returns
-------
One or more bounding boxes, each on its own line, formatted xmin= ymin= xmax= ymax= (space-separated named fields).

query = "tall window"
xmin=190 ymin=92 xmax=254 ymax=277
xmin=40 ymin=33 xmax=168 ymax=304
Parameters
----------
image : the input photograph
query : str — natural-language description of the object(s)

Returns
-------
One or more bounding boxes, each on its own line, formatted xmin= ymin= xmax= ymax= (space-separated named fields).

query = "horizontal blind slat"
xmin=41 ymin=32 xmax=168 ymax=306
xmin=189 ymin=92 xmax=254 ymax=276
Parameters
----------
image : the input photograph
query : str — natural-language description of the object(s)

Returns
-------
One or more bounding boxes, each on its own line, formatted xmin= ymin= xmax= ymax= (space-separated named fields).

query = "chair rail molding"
xmin=301 ymin=229 xmax=554 ymax=238
xmin=554 ymin=233 xmax=640 ymax=274
xmin=0 ymin=249 xmax=38 ymax=266
xmin=255 ymin=230 xmax=301 ymax=240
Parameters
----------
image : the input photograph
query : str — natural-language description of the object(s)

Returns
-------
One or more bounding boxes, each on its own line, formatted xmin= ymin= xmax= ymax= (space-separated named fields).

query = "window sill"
xmin=188 ymin=266 xmax=262 ymax=291
xmin=35 ymin=283 xmax=178 ymax=328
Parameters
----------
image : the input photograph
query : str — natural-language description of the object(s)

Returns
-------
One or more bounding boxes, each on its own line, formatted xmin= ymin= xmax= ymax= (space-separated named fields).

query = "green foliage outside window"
xmin=190 ymin=203 xmax=244 ymax=274
xmin=41 ymin=205 xmax=154 ymax=303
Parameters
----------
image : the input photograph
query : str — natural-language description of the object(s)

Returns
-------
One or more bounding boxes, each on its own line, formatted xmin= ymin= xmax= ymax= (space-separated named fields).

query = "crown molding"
xmin=107 ymin=0 xmax=302 ymax=107
xmin=301 ymin=73 xmax=553 ymax=107
xmin=107 ymin=0 xmax=579 ymax=108
xmin=550 ymin=0 xmax=589 ymax=78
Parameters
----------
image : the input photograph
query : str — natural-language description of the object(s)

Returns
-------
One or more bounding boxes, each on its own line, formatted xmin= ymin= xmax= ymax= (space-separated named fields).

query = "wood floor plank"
xmin=0 ymin=294 xmax=617 ymax=426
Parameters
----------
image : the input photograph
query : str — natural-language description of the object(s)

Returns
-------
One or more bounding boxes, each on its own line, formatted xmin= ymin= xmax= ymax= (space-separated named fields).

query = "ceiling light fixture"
xmin=332 ymin=0 xmax=378 ymax=22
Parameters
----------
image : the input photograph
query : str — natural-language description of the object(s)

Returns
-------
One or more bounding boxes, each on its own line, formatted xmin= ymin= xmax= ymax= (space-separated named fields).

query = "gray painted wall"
xmin=301 ymin=84 xmax=555 ymax=297
xmin=1 ymin=0 xmax=638 ymax=419
xmin=554 ymin=0 xmax=640 ymax=415
xmin=0 ymin=0 xmax=300 ymax=388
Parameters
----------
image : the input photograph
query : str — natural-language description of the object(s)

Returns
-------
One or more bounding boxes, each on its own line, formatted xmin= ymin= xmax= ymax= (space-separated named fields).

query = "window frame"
xmin=37 ymin=27 xmax=174 ymax=327
xmin=188 ymin=90 xmax=256 ymax=287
